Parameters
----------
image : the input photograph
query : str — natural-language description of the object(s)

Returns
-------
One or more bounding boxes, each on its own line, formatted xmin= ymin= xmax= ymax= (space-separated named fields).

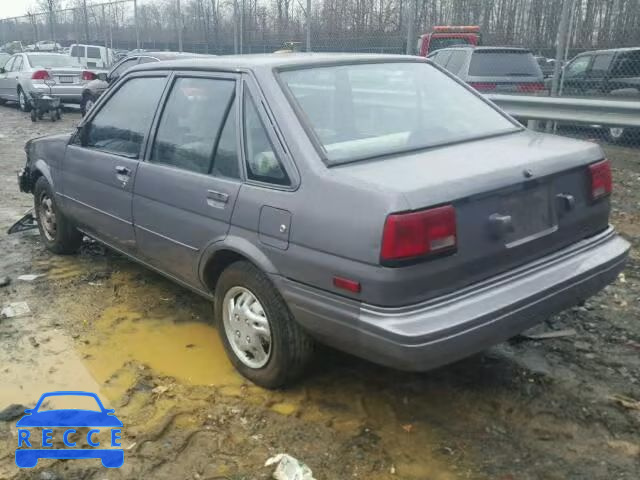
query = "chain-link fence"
xmin=1 ymin=0 xmax=639 ymax=145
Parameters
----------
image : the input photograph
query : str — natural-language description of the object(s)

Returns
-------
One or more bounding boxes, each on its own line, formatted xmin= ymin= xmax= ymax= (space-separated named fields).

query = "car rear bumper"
xmin=29 ymin=83 xmax=84 ymax=103
xmin=276 ymin=226 xmax=629 ymax=371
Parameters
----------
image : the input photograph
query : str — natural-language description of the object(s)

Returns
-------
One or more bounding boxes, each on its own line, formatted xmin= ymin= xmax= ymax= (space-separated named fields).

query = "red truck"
xmin=416 ymin=26 xmax=481 ymax=57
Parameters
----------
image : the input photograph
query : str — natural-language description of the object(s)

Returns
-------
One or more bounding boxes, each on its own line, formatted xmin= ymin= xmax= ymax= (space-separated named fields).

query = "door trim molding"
xmin=59 ymin=193 xmax=132 ymax=225
xmin=135 ymin=224 xmax=199 ymax=252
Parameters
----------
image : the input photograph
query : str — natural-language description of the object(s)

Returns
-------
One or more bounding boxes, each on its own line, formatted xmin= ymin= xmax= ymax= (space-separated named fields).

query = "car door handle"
xmin=206 ymin=190 xmax=229 ymax=207
xmin=115 ymin=166 xmax=131 ymax=176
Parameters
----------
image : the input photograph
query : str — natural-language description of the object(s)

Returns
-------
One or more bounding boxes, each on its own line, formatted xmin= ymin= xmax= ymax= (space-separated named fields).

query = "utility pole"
xmin=134 ymin=0 xmax=140 ymax=49
xmin=551 ymin=0 xmax=573 ymax=97
xmin=239 ymin=0 xmax=244 ymax=54
xmin=306 ymin=0 xmax=311 ymax=52
xmin=177 ymin=0 xmax=183 ymax=52
xmin=82 ymin=0 xmax=90 ymax=43
xmin=233 ymin=0 xmax=238 ymax=54
xmin=405 ymin=0 xmax=415 ymax=55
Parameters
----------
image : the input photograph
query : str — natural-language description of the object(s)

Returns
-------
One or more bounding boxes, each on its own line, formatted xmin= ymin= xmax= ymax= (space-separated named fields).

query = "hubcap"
xmin=85 ymin=98 xmax=94 ymax=112
xmin=222 ymin=286 xmax=271 ymax=369
xmin=39 ymin=193 xmax=57 ymax=241
xmin=19 ymin=91 xmax=25 ymax=110
xmin=609 ymin=127 xmax=624 ymax=139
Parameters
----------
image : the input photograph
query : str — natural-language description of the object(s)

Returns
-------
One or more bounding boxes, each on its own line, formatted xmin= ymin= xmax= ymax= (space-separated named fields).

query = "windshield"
xmin=279 ymin=62 xmax=518 ymax=164
xmin=469 ymin=51 xmax=541 ymax=77
xmin=27 ymin=54 xmax=81 ymax=69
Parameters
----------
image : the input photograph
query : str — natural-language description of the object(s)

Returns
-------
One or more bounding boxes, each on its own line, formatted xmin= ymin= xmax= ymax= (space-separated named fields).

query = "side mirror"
xmin=97 ymin=72 xmax=108 ymax=81
xmin=0 ymin=68 xmax=5 ymax=74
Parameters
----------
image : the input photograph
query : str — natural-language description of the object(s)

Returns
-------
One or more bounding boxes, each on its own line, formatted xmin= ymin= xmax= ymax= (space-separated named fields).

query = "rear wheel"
xmin=34 ymin=177 xmax=82 ymax=254
xmin=18 ymin=88 xmax=31 ymax=112
xmin=605 ymin=127 xmax=635 ymax=144
xmin=215 ymin=261 xmax=314 ymax=388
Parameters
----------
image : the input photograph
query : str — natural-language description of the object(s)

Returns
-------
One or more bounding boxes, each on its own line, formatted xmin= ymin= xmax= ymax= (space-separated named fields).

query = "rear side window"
xmin=243 ymin=90 xmax=289 ymax=185
xmin=70 ymin=45 xmax=85 ymax=57
xmin=87 ymin=47 xmax=101 ymax=59
xmin=150 ymin=77 xmax=236 ymax=175
xmin=612 ymin=51 xmax=640 ymax=77
xmin=85 ymin=76 xmax=166 ymax=158
xmin=469 ymin=51 xmax=541 ymax=77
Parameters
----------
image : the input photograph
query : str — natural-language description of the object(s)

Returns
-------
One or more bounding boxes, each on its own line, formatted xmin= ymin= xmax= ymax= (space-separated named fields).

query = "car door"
xmin=132 ymin=72 xmax=243 ymax=285
xmin=561 ymin=54 xmax=592 ymax=96
xmin=60 ymin=72 xmax=168 ymax=252
xmin=0 ymin=56 xmax=16 ymax=98
xmin=584 ymin=53 xmax=614 ymax=96
xmin=3 ymin=55 xmax=23 ymax=101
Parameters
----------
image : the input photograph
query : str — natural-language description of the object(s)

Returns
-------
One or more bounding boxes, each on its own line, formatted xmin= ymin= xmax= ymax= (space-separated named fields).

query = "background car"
xmin=0 ymin=52 xmax=10 ymax=68
xmin=429 ymin=46 xmax=545 ymax=93
xmin=26 ymin=41 xmax=62 ymax=52
xmin=555 ymin=47 xmax=640 ymax=142
xmin=80 ymin=51 xmax=210 ymax=115
xmin=0 ymin=52 xmax=99 ymax=111
xmin=69 ymin=44 xmax=115 ymax=69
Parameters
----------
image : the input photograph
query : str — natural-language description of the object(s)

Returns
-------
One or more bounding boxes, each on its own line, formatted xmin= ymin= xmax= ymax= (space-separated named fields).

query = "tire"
xmin=215 ymin=261 xmax=314 ymax=388
xmin=80 ymin=93 xmax=95 ymax=117
xmin=33 ymin=177 xmax=82 ymax=254
xmin=18 ymin=88 xmax=31 ymax=112
xmin=30 ymin=110 xmax=37 ymax=122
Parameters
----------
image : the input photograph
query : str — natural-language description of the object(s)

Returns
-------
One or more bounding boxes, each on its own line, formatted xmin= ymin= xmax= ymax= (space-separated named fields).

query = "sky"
xmin=0 ymin=0 xmax=40 ymax=20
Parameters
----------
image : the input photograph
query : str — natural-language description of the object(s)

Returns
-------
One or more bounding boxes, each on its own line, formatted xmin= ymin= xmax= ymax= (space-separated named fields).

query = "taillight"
xmin=469 ymin=82 xmax=496 ymax=91
xmin=31 ymin=70 xmax=50 ymax=80
xmin=589 ymin=159 xmax=612 ymax=201
xmin=381 ymin=205 xmax=457 ymax=262
xmin=517 ymin=82 xmax=545 ymax=93
xmin=82 ymin=70 xmax=96 ymax=81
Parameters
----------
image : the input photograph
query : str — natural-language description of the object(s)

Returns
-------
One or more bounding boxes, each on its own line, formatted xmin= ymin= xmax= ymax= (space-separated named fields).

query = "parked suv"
xmin=559 ymin=47 xmax=640 ymax=142
xmin=429 ymin=46 xmax=545 ymax=93
xmin=18 ymin=54 xmax=628 ymax=388
xmin=80 ymin=51 xmax=207 ymax=115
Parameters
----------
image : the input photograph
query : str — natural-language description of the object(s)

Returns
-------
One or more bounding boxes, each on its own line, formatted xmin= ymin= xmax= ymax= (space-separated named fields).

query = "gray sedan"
xmin=0 ymin=52 xmax=96 ymax=110
xmin=17 ymin=54 xmax=629 ymax=388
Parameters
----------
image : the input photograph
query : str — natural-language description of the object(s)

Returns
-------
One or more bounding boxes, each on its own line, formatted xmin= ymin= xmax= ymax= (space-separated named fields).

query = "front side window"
xmin=3 ymin=57 xmax=15 ymax=72
xmin=244 ymin=90 xmax=289 ymax=185
xmin=564 ymin=56 xmax=591 ymax=79
xmin=279 ymin=62 xmax=517 ymax=164
xmin=445 ymin=51 xmax=467 ymax=74
xmin=150 ymin=77 xmax=236 ymax=175
xmin=85 ymin=76 xmax=166 ymax=158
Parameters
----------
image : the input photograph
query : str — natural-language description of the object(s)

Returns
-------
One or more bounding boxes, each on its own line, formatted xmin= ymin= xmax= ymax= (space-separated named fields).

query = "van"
xmin=69 ymin=44 xmax=114 ymax=69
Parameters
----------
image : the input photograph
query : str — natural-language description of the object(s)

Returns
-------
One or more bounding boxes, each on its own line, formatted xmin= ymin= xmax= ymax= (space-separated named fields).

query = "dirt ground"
xmin=0 ymin=104 xmax=638 ymax=480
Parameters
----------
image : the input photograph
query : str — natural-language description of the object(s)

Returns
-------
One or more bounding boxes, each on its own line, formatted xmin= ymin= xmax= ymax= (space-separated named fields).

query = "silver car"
xmin=0 ymin=52 xmax=95 ymax=110
xmin=17 ymin=54 xmax=629 ymax=388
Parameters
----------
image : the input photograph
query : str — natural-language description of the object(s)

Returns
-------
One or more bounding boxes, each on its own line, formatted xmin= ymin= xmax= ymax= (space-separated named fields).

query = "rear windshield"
xmin=430 ymin=37 xmax=473 ymax=52
xmin=469 ymin=51 xmax=541 ymax=77
xmin=28 ymin=54 xmax=81 ymax=68
xmin=279 ymin=62 xmax=517 ymax=164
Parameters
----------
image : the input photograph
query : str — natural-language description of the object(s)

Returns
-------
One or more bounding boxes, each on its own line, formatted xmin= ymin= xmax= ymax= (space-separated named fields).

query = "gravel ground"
xmin=0 ymin=104 xmax=638 ymax=479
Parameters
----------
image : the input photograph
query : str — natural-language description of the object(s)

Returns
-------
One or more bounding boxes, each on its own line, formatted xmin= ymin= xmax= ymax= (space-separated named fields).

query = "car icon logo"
xmin=15 ymin=391 xmax=124 ymax=468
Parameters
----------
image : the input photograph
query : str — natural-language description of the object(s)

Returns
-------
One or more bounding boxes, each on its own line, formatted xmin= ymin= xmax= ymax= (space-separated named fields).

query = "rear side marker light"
xmin=381 ymin=205 xmax=457 ymax=262
xmin=82 ymin=70 xmax=96 ymax=81
xmin=589 ymin=159 xmax=612 ymax=201
xmin=333 ymin=276 xmax=361 ymax=293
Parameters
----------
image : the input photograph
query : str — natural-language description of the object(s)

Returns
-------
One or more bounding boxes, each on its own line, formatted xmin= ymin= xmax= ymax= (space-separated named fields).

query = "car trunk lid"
xmin=338 ymin=130 xmax=610 ymax=306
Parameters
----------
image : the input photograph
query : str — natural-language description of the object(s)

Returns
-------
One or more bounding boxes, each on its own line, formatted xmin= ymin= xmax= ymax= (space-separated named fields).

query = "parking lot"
xmin=0 ymin=101 xmax=639 ymax=479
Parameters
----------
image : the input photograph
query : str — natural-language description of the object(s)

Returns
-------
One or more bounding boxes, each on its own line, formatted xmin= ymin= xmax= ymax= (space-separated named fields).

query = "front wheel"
xmin=34 ymin=177 xmax=82 ymax=254
xmin=215 ymin=261 xmax=314 ymax=388
xmin=605 ymin=127 xmax=632 ymax=144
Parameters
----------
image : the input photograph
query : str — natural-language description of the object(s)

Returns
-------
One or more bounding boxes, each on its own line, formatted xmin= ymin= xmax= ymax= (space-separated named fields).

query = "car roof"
xmin=129 ymin=51 xmax=210 ymax=60
xmin=576 ymin=46 xmax=640 ymax=56
xmin=22 ymin=52 xmax=66 ymax=55
xmin=438 ymin=46 xmax=531 ymax=53
xmin=131 ymin=52 xmax=424 ymax=75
